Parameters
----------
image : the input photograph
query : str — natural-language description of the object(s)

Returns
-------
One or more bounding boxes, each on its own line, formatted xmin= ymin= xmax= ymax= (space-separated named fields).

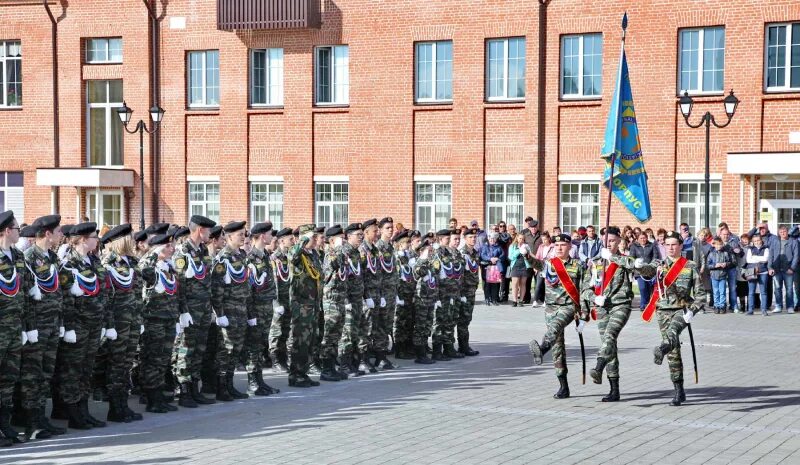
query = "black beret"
xmin=166 ymin=225 xmax=179 ymax=238
xmin=101 ymin=223 xmax=132 ymax=245
xmin=414 ymin=239 xmax=431 ymax=253
xmin=133 ymin=230 xmax=148 ymax=243
xmin=553 ymin=233 xmax=572 ymax=244
xmin=148 ymin=233 xmax=171 ymax=246
xmin=314 ymin=226 xmax=326 ymax=234
xmin=325 ymin=225 xmax=343 ymax=237
xmin=424 ymin=232 xmax=435 ymax=240
xmin=436 ymin=229 xmax=451 ymax=237
xmin=292 ymin=227 xmax=300 ymax=236
xmin=664 ymin=231 xmax=682 ymax=242
xmin=71 ymin=222 xmax=97 ymax=237
xmin=275 ymin=227 xmax=293 ymax=239
xmin=208 ymin=225 xmax=223 ymax=240
xmin=464 ymin=228 xmax=479 ymax=237
xmin=145 ymin=222 xmax=169 ymax=236
xmin=449 ymin=229 xmax=460 ymax=236
xmin=345 ymin=223 xmax=363 ymax=234
xmin=251 ymin=222 xmax=273 ymax=236
xmin=298 ymin=224 xmax=316 ymax=235
xmin=0 ymin=211 xmax=15 ymax=230
xmin=391 ymin=230 xmax=408 ymax=242
xmin=409 ymin=230 xmax=421 ymax=239
xmin=61 ymin=224 xmax=74 ymax=237
xmin=33 ymin=214 xmax=61 ymax=233
xmin=362 ymin=218 xmax=378 ymax=229
xmin=173 ymin=226 xmax=190 ymax=240
xmin=20 ymin=225 xmax=37 ymax=238
xmin=378 ymin=217 xmax=393 ymax=228
xmin=189 ymin=215 xmax=216 ymax=228
xmin=223 ymin=221 xmax=246 ymax=233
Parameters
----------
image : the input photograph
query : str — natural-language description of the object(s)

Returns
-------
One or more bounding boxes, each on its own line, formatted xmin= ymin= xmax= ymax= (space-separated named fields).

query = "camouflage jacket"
xmin=396 ymin=249 xmax=417 ymax=297
xmin=270 ymin=248 xmax=291 ymax=304
xmin=530 ymin=256 xmax=590 ymax=318
xmin=359 ymin=240 xmax=381 ymax=300
xmin=211 ymin=246 xmax=251 ymax=317
xmin=138 ymin=252 xmax=179 ymax=320
xmin=289 ymin=242 xmax=322 ymax=303
xmin=433 ymin=246 xmax=461 ymax=298
xmin=101 ymin=251 xmax=143 ymax=326
xmin=247 ymin=247 xmax=277 ymax=307
xmin=323 ymin=245 xmax=349 ymax=304
xmin=0 ymin=247 xmax=29 ymax=328
xmin=460 ymin=245 xmax=481 ymax=294
xmin=413 ymin=256 xmax=439 ymax=303
xmin=640 ymin=256 xmax=706 ymax=313
xmin=173 ymin=238 xmax=214 ymax=315
xmin=580 ymin=254 xmax=636 ymax=310
xmin=342 ymin=242 xmax=365 ymax=303
xmin=376 ymin=238 xmax=398 ymax=296
xmin=59 ymin=250 xmax=107 ymax=329
xmin=24 ymin=244 xmax=62 ymax=329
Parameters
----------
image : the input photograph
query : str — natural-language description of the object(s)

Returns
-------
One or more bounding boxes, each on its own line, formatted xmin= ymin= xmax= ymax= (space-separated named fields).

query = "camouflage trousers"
xmin=377 ymin=287 xmax=397 ymax=352
xmin=289 ymin=300 xmax=317 ymax=377
xmin=244 ymin=302 xmax=274 ymax=372
xmin=200 ymin=324 xmax=221 ymax=385
xmin=18 ymin=313 xmax=58 ymax=409
xmin=543 ymin=306 xmax=576 ymax=377
xmin=55 ymin=314 xmax=102 ymax=404
xmin=412 ymin=296 xmax=434 ymax=346
xmin=216 ymin=310 xmax=247 ymax=375
xmin=339 ymin=300 xmax=364 ymax=358
xmin=140 ymin=317 xmax=176 ymax=391
xmin=432 ymin=296 xmax=456 ymax=345
xmin=310 ymin=300 xmax=324 ymax=364
xmin=456 ymin=291 xmax=477 ymax=343
xmin=269 ymin=297 xmax=291 ymax=358
xmin=361 ymin=294 xmax=379 ymax=354
xmin=0 ymin=314 xmax=22 ymax=407
xmin=394 ymin=286 xmax=416 ymax=347
xmin=174 ymin=305 xmax=213 ymax=384
xmin=322 ymin=299 xmax=345 ymax=360
xmin=596 ymin=304 xmax=631 ymax=380
xmin=656 ymin=309 xmax=692 ymax=382
xmin=106 ymin=317 xmax=141 ymax=396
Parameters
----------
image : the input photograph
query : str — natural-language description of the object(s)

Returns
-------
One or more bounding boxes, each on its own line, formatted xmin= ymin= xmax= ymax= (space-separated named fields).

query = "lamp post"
xmin=117 ymin=102 xmax=164 ymax=230
xmin=679 ymin=90 xmax=740 ymax=229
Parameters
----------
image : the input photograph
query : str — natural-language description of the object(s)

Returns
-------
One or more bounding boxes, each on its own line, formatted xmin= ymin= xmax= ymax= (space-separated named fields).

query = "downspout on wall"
xmin=44 ymin=0 xmax=60 ymax=214
xmin=536 ymin=0 xmax=550 ymax=222
xmin=143 ymin=0 xmax=161 ymax=224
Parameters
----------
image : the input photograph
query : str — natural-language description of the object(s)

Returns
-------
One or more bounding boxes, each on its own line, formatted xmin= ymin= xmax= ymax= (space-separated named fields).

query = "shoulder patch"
xmin=175 ymin=257 xmax=186 ymax=270
xmin=215 ymin=263 xmax=225 ymax=274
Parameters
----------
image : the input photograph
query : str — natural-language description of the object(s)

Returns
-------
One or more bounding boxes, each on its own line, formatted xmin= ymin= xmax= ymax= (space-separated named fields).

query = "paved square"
xmin=3 ymin=300 xmax=798 ymax=465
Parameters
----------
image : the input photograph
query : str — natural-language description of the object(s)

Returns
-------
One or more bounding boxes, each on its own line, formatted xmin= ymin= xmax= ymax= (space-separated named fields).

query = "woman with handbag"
xmin=480 ymin=233 xmax=505 ymax=306
xmin=746 ymin=234 xmax=770 ymax=316
xmin=508 ymin=234 xmax=532 ymax=307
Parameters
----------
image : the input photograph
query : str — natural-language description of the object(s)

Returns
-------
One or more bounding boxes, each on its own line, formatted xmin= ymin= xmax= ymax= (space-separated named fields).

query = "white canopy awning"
xmin=727 ymin=152 xmax=800 ymax=174
xmin=36 ymin=168 xmax=135 ymax=188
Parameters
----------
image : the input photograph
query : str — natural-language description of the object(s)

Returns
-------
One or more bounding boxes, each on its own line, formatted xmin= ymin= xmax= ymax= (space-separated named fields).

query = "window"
xmin=189 ymin=182 xmax=220 ymax=223
xmin=415 ymin=41 xmax=453 ymax=102
xmin=486 ymin=37 xmax=525 ymax=101
xmin=559 ymin=182 xmax=600 ymax=234
xmin=486 ymin=183 xmax=523 ymax=228
xmin=86 ymin=38 xmax=122 ymax=64
xmin=561 ymin=33 xmax=603 ymax=98
xmin=250 ymin=182 xmax=283 ymax=228
xmin=187 ymin=50 xmax=220 ymax=107
xmin=0 ymin=41 xmax=22 ymax=107
xmin=87 ymin=80 xmax=123 ymax=167
xmin=415 ymin=182 xmax=452 ymax=233
xmin=679 ymin=27 xmax=725 ymax=94
xmin=251 ymin=48 xmax=283 ymax=106
xmin=315 ymin=46 xmax=349 ymax=105
xmin=0 ymin=172 xmax=24 ymax=222
xmin=315 ymin=182 xmax=348 ymax=227
xmin=676 ymin=181 xmax=720 ymax=232
xmin=87 ymin=191 xmax=123 ymax=227
xmin=766 ymin=23 xmax=800 ymax=91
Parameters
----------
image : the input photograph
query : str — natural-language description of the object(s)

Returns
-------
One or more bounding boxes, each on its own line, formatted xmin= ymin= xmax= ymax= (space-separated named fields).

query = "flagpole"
xmin=603 ymin=14 xmax=626 ymax=249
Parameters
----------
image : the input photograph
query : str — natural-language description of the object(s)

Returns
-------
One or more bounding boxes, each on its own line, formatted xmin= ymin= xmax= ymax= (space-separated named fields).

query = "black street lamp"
xmin=117 ymin=101 xmax=164 ymax=230
xmin=679 ymin=90 xmax=740 ymax=229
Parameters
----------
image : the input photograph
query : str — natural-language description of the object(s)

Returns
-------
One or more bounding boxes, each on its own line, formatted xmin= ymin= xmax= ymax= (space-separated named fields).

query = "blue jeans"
xmin=748 ymin=274 xmax=768 ymax=313
xmin=727 ymin=268 xmax=739 ymax=310
xmin=636 ymin=276 xmax=653 ymax=310
xmin=711 ymin=277 xmax=728 ymax=309
xmin=773 ymin=271 xmax=795 ymax=310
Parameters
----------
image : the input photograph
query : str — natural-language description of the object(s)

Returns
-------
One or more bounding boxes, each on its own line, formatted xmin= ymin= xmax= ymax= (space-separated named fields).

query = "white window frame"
xmin=765 ymin=22 xmax=800 ymax=92
xmin=188 ymin=182 xmax=220 ymax=223
xmin=86 ymin=189 xmax=125 ymax=228
xmin=676 ymin=180 xmax=721 ymax=232
xmin=86 ymin=80 xmax=123 ymax=167
xmin=560 ymin=33 xmax=603 ymax=99
xmin=0 ymin=40 xmax=22 ymax=108
xmin=415 ymin=40 xmax=453 ymax=103
xmin=250 ymin=182 xmax=284 ymax=228
xmin=559 ymin=182 xmax=600 ymax=234
xmin=0 ymin=172 xmax=24 ymax=222
xmin=86 ymin=37 xmax=123 ymax=64
xmin=486 ymin=182 xmax=524 ymax=228
xmin=314 ymin=45 xmax=349 ymax=106
xmin=486 ymin=37 xmax=526 ymax=102
xmin=678 ymin=27 xmax=726 ymax=96
xmin=250 ymin=48 xmax=284 ymax=107
xmin=187 ymin=50 xmax=220 ymax=108
xmin=415 ymin=182 xmax=452 ymax=233
xmin=314 ymin=182 xmax=349 ymax=227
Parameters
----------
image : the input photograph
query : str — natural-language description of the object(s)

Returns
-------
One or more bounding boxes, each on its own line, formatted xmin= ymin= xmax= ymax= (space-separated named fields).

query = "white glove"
xmin=419 ymin=249 xmax=430 ymax=260
xmin=434 ymin=300 xmax=442 ymax=309
xmin=396 ymin=298 xmax=405 ymax=306
xmin=275 ymin=306 xmax=285 ymax=316
xmin=380 ymin=297 xmax=387 ymax=308
xmin=460 ymin=296 xmax=467 ymax=303
xmin=101 ymin=328 xmax=107 ymax=339
xmin=216 ymin=315 xmax=230 ymax=327
xmin=179 ymin=312 xmax=194 ymax=328
xmin=345 ymin=303 xmax=353 ymax=311
xmin=366 ymin=298 xmax=375 ymax=309
xmin=433 ymin=243 xmax=440 ymax=250
xmin=634 ymin=258 xmax=644 ymax=269
xmin=105 ymin=328 xmax=118 ymax=340
xmin=211 ymin=310 xmax=218 ymax=320
xmin=576 ymin=320 xmax=586 ymax=334
xmin=247 ymin=318 xmax=257 ymax=327
xmin=140 ymin=324 xmax=145 ymax=334
xmin=59 ymin=326 xmax=65 ymax=338
xmin=21 ymin=331 xmax=27 ymax=345
xmin=594 ymin=295 xmax=606 ymax=306
xmin=26 ymin=329 xmax=39 ymax=344
xmin=600 ymin=248 xmax=612 ymax=260
xmin=156 ymin=261 xmax=169 ymax=271
xmin=63 ymin=330 xmax=77 ymax=344
xmin=176 ymin=322 xmax=183 ymax=336
xmin=683 ymin=310 xmax=694 ymax=324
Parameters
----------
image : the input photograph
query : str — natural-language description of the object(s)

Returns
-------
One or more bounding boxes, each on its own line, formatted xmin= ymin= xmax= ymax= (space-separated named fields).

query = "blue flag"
xmin=601 ymin=48 xmax=652 ymax=223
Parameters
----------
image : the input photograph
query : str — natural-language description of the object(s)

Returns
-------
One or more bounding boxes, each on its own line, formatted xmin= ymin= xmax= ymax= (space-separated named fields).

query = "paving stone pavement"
xmin=3 ymin=298 xmax=799 ymax=465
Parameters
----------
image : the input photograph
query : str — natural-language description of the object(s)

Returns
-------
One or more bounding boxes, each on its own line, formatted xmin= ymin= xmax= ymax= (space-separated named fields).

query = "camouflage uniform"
xmin=212 ymin=246 xmax=251 ymax=375
xmin=269 ymin=248 xmax=292 ymax=366
xmin=288 ymin=241 xmax=322 ymax=380
xmin=245 ymin=246 xmax=277 ymax=372
xmin=137 ymin=252 xmax=179 ymax=392
xmin=339 ymin=242 xmax=366 ymax=367
xmin=457 ymin=245 xmax=481 ymax=353
xmin=432 ymin=246 xmax=460 ymax=355
xmin=0 ymin=247 xmax=29 ymax=409
xmin=322 ymin=244 xmax=348 ymax=361
xmin=412 ymin=254 xmax=438 ymax=347
xmin=359 ymin=239 xmax=381 ymax=354
xmin=375 ymin=238 xmax=397 ymax=354
xmin=394 ymin=249 xmax=417 ymax=354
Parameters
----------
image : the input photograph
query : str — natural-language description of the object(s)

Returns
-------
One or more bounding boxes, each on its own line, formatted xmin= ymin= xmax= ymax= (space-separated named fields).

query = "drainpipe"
xmin=143 ymin=0 xmax=161 ymax=224
xmin=536 ymin=0 xmax=550 ymax=223
xmin=44 ymin=0 xmax=60 ymax=214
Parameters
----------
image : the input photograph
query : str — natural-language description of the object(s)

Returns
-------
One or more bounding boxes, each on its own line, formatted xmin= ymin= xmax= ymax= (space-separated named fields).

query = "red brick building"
xmin=2 ymin=0 xmax=800 ymax=234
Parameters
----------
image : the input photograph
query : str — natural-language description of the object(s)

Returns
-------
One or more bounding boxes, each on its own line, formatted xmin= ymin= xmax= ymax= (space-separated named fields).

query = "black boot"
xmin=248 ymin=371 xmax=276 ymax=395
xmin=395 ymin=341 xmax=414 ymax=360
xmin=106 ymin=395 xmax=131 ymax=423
xmin=288 ymin=375 xmax=313 ymax=387
xmin=190 ymin=379 xmax=216 ymax=405
xmin=309 ymin=358 xmax=323 ymax=376
xmin=120 ymin=394 xmax=143 ymax=421
xmin=432 ymin=343 xmax=450 ymax=361
xmin=66 ymin=402 xmax=92 ymax=429
xmin=215 ymin=374 xmax=233 ymax=402
xmin=377 ymin=351 xmax=397 ymax=370
xmin=157 ymin=390 xmax=178 ymax=411
xmin=358 ymin=352 xmax=377 ymax=374
xmin=553 ymin=375 xmax=570 ymax=399
xmin=444 ymin=344 xmax=464 ymax=359
xmin=226 ymin=373 xmax=249 ymax=399
xmin=302 ymin=375 xmax=320 ymax=387
xmin=589 ymin=357 xmax=607 ymax=384
xmin=414 ymin=345 xmax=435 ymax=364
xmin=79 ymin=398 xmax=106 ymax=427
xmin=24 ymin=408 xmax=51 ymax=440
xmin=178 ymin=382 xmax=198 ymax=408
xmin=653 ymin=341 xmax=671 ymax=365
xmin=38 ymin=406 xmax=67 ymax=435
xmin=458 ymin=336 xmax=479 ymax=356
xmin=200 ymin=371 xmax=217 ymax=394
xmin=602 ymin=378 xmax=620 ymax=402
xmin=529 ymin=339 xmax=551 ymax=365
xmin=145 ymin=389 xmax=169 ymax=413
xmin=320 ymin=358 xmax=342 ymax=382
xmin=10 ymin=399 xmax=25 ymax=427
xmin=671 ymin=381 xmax=685 ymax=406
xmin=50 ymin=392 xmax=68 ymax=420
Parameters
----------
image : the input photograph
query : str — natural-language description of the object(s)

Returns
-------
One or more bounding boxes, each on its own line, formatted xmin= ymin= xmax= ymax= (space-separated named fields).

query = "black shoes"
xmin=554 ymin=375 xmax=570 ymax=399
xmin=590 ymin=358 xmax=607 ymax=384
xmin=602 ymin=378 xmax=620 ymax=402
